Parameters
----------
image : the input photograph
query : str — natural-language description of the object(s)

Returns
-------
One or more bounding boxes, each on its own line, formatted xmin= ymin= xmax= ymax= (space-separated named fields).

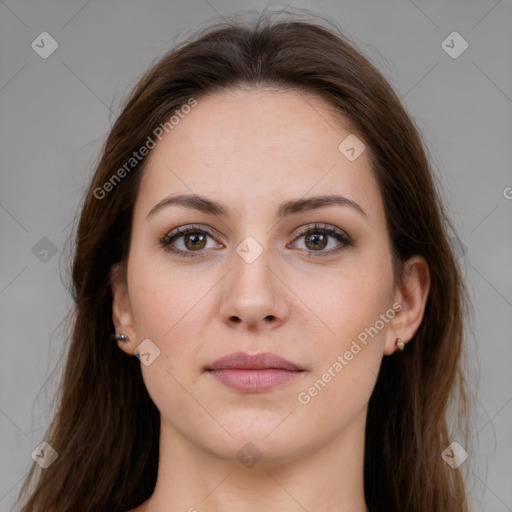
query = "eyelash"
xmin=159 ymin=223 xmax=353 ymax=258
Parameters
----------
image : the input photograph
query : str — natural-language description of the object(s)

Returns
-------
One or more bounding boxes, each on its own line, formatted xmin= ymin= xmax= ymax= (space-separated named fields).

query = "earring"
xmin=395 ymin=337 xmax=406 ymax=351
xmin=115 ymin=333 xmax=128 ymax=343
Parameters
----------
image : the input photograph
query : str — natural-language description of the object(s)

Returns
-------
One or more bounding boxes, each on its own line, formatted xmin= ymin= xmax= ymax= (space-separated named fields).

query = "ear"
xmin=383 ymin=255 xmax=431 ymax=356
xmin=110 ymin=262 xmax=137 ymax=355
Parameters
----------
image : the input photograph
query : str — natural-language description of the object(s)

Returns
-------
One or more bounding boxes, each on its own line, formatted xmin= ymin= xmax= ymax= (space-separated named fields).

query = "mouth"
xmin=206 ymin=351 xmax=304 ymax=392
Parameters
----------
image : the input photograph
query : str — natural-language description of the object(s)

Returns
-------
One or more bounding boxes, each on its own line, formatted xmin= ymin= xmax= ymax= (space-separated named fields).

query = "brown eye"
xmin=291 ymin=224 xmax=353 ymax=255
xmin=183 ymin=232 xmax=207 ymax=250
xmin=160 ymin=225 xmax=221 ymax=257
xmin=304 ymin=232 xmax=328 ymax=250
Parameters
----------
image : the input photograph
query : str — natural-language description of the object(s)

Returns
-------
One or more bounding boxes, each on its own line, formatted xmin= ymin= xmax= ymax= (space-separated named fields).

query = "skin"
xmin=110 ymin=87 xmax=430 ymax=512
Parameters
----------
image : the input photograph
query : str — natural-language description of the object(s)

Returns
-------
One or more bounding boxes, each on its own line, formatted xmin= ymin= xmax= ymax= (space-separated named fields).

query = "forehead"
xmin=135 ymin=87 xmax=382 ymax=222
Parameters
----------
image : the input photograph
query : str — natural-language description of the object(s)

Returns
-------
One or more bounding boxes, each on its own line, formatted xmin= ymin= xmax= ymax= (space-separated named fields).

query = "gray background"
xmin=1 ymin=1 xmax=511 ymax=511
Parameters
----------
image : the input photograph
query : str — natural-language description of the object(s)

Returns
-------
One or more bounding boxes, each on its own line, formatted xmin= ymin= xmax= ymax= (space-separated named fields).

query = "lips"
xmin=208 ymin=351 xmax=301 ymax=371
xmin=206 ymin=351 xmax=303 ymax=392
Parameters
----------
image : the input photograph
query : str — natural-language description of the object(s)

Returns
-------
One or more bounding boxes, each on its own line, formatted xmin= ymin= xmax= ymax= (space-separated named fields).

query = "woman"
xmin=18 ymin=13 xmax=472 ymax=512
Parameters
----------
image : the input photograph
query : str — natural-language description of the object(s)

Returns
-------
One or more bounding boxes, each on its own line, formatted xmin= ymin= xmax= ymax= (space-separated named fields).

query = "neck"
xmin=144 ymin=407 xmax=369 ymax=512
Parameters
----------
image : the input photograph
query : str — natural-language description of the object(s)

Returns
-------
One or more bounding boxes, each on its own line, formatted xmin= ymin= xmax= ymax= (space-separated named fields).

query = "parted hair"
xmin=18 ymin=11 xmax=472 ymax=512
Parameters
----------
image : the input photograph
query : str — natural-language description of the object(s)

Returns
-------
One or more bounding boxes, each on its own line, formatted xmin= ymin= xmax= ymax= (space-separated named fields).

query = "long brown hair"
xmin=18 ymin=12 xmax=472 ymax=512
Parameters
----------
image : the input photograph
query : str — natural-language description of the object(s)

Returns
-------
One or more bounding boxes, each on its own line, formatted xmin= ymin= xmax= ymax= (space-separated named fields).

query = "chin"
xmin=195 ymin=415 xmax=312 ymax=465
xmin=208 ymin=437 xmax=308 ymax=467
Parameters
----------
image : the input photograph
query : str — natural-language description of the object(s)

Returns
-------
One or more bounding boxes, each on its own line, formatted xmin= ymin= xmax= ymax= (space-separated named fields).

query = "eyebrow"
xmin=146 ymin=193 xmax=368 ymax=221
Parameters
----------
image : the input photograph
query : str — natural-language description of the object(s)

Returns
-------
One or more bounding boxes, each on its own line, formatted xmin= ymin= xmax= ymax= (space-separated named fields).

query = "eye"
xmin=159 ymin=223 xmax=353 ymax=259
xmin=289 ymin=223 xmax=353 ymax=255
xmin=159 ymin=225 xmax=223 ymax=257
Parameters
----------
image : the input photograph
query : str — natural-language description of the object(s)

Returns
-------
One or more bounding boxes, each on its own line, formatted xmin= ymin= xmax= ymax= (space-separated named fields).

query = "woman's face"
xmin=113 ymin=87 xmax=413 ymax=463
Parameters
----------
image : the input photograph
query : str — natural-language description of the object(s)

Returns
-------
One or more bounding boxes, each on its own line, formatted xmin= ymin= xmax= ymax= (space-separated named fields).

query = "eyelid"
xmin=162 ymin=224 xmax=223 ymax=243
xmin=289 ymin=223 xmax=353 ymax=251
xmin=292 ymin=223 xmax=350 ymax=240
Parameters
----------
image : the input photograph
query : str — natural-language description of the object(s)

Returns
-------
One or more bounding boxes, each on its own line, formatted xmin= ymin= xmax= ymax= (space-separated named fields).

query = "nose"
xmin=219 ymin=245 xmax=289 ymax=331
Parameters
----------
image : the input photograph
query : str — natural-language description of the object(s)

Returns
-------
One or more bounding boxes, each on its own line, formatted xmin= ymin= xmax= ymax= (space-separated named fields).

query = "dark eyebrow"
xmin=146 ymin=194 xmax=229 ymax=220
xmin=146 ymin=193 xmax=367 ymax=220
xmin=278 ymin=194 xmax=367 ymax=219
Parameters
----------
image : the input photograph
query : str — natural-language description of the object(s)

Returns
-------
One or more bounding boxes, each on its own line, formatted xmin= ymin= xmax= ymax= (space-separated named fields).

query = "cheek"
xmin=311 ymin=265 xmax=392 ymax=345
xmin=127 ymin=266 xmax=209 ymax=417
xmin=127 ymin=256 xmax=214 ymax=368
xmin=294 ymin=272 xmax=390 ymax=434
xmin=128 ymin=275 xmax=172 ymax=338
xmin=128 ymin=247 xmax=193 ymax=334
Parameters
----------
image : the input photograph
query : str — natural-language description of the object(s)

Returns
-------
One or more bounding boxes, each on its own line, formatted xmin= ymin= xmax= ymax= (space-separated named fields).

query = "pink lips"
xmin=207 ymin=351 xmax=303 ymax=392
